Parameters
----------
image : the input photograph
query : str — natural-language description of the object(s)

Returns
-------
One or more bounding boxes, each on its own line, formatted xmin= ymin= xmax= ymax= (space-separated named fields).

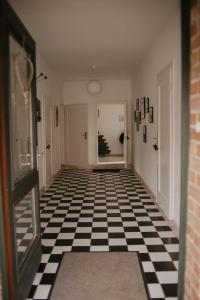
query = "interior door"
xmin=157 ymin=64 xmax=173 ymax=218
xmin=0 ymin=3 xmax=41 ymax=300
xmin=66 ymin=104 xmax=88 ymax=166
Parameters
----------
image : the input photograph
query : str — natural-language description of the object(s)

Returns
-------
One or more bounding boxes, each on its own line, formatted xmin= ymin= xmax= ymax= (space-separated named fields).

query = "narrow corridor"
xmin=26 ymin=169 xmax=179 ymax=300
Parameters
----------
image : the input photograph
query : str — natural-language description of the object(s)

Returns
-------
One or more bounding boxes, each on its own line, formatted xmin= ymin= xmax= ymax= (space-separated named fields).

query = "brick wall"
xmin=185 ymin=3 xmax=200 ymax=300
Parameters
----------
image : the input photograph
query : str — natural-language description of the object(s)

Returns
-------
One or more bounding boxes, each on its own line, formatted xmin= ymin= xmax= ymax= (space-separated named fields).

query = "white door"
xmin=65 ymin=104 xmax=88 ymax=166
xmin=157 ymin=63 xmax=173 ymax=218
xmin=37 ymin=96 xmax=45 ymax=190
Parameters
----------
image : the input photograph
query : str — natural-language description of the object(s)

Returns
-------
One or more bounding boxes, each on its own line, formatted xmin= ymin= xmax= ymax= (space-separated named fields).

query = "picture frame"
xmin=143 ymin=125 xmax=147 ymax=143
xmin=141 ymin=97 xmax=145 ymax=119
xmin=54 ymin=106 xmax=59 ymax=127
xmin=136 ymin=98 xmax=140 ymax=111
xmin=136 ymin=121 xmax=139 ymax=131
xmin=136 ymin=111 xmax=141 ymax=124
xmin=134 ymin=110 xmax=137 ymax=122
xmin=145 ymin=97 xmax=150 ymax=113
xmin=149 ymin=106 xmax=154 ymax=123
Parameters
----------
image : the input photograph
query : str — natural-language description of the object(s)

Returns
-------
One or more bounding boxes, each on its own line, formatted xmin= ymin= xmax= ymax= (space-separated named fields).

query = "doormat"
xmin=50 ymin=252 xmax=147 ymax=300
xmin=93 ymin=169 xmax=120 ymax=173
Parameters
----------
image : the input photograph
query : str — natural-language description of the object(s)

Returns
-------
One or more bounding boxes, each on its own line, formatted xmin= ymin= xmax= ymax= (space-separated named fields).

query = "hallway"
xmin=27 ymin=169 xmax=179 ymax=300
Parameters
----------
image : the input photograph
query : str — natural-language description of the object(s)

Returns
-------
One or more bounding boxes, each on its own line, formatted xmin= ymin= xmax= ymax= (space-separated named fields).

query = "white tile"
xmin=73 ymin=239 xmax=91 ymax=246
xmin=44 ymin=263 xmax=58 ymax=273
xmin=76 ymin=227 xmax=92 ymax=233
xmin=149 ymin=252 xmax=172 ymax=262
xmin=44 ymin=227 xmax=60 ymax=233
xmin=144 ymin=238 xmax=164 ymax=245
xmin=109 ymin=238 xmax=127 ymax=246
xmin=57 ymin=233 xmax=75 ymax=239
xmin=125 ymin=232 xmax=143 ymax=239
xmin=158 ymin=231 xmax=176 ymax=238
xmin=41 ymin=254 xmax=50 ymax=263
xmin=142 ymin=261 xmax=155 ymax=272
xmin=34 ymin=285 xmax=51 ymax=299
xmin=92 ymin=222 xmax=107 ymax=227
xmin=90 ymin=246 xmax=109 ymax=251
xmin=123 ymin=221 xmax=138 ymax=227
xmin=165 ymin=244 xmax=179 ymax=252
xmin=148 ymin=284 xmax=164 ymax=298
xmin=42 ymin=239 xmax=56 ymax=247
xmin=51 ymin=246 xmax=72 ymax=254
xmin=91 ymin=233 xmax=108 ymax=239
xmin=157 ymin=271 xmax=178 ymax=284
xmin=139 ymin=226 xmax=156 ymax=232
xmin=108 ymin=227 xmax=124 ymax=233
xmin=128 ymin=245 xmax=148 ymax=253
xmin=33 ymin=273 xmax=43 ymax=285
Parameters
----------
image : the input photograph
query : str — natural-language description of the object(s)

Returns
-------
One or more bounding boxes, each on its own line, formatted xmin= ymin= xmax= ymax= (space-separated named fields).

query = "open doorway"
xmin=97 ymin=103 xmax=127 ymax=165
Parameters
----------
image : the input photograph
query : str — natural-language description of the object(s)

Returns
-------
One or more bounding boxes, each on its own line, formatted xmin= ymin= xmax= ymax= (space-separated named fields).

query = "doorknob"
xmin=46 ymin=144 xmax=51 ymax=149
xmin=82 ymin=132 xmax=87 ymax=140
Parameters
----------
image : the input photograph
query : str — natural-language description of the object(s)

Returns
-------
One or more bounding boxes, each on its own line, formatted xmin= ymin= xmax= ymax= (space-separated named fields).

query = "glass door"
xmin=0 ymin=3 xmax=41 ymax=300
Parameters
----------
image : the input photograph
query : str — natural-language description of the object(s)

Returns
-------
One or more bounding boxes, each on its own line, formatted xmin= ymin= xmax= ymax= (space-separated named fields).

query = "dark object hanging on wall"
xmin=143 ymin=125 xmax=147 ymax=143
xmin=149 ymin=106 xmax=154 ymax=123
xmin=36 ymin=98 xmax=41 ymax=122
xmin=136 ymin=98 xmax=140 ymax=110
xmin=141 ymin=97 xmax=145 ymax=119
xmin=145 ymin=97 xmax=150 ymax=113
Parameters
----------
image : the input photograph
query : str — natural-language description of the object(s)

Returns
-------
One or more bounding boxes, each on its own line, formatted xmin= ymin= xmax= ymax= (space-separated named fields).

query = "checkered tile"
xmin=27 ymin=169 xmax=179 ymax=300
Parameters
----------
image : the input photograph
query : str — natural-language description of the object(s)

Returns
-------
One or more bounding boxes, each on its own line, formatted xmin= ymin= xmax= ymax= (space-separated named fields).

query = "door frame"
xmin=156 ymin=62 xmax=175 ymax=219
xmin=178 ymin=0 xmax=191 ymax=299
xmin=0 ymin=2 xmax=42 ymax=299
xmin=96 ymin=101 xmax=128 ymax=166
xmin=64 ymin=103 xmax=89 ymax=167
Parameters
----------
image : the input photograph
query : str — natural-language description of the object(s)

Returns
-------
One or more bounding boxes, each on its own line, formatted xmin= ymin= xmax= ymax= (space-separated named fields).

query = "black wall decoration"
xmin=149 ymin=106 xmax=154 ymax=123
xmin=143 ymin=125 xmax=147 ymax=143
xmin=141 ymin=97 xmax=145 ymax=119
xmin=145 ymin=97 xmax=150 ymax=113
xmin=135 ymin=97 xmax=154 ymax=143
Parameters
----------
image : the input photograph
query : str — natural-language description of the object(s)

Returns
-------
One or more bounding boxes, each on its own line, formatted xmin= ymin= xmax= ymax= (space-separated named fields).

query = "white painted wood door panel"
xmin=66 ymin=104 xmax=88 ymax=166
xmin=157 ymin=64 xmax=173 ymax=218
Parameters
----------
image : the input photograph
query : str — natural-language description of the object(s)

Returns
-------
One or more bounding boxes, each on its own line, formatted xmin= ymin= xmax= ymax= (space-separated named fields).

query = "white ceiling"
xmin=10 ymin=0 xmax=179 ymax=79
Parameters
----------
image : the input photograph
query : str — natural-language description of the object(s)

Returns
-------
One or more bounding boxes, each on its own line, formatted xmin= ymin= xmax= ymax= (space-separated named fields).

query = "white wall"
xmin=132 ymin=6 xmax=181 ymax=226
xmin=62 ymin=80 xmax=132 ymax=165
xmin=36 ymin=53 xmax=63 ymax=181
xmin=98 ymin=104 xmax=124 ymax=155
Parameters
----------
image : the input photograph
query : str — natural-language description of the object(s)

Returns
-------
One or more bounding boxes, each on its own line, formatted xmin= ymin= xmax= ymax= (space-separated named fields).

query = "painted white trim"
xmin=96 ymin=101 xmax=128 ymax=166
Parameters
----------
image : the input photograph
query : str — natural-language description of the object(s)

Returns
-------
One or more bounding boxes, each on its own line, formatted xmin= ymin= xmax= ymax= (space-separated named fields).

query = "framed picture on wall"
xmin=136 ymin=98 xmax=140 ymax=110
xmin=143 ymin=125 xmax=147 ymax=143
xmin=149 ymin=106 xmax=154 ymax=123
xmin=136 ymin=111 xmax=141 ymax=124
xmin=141 ymin=97 xmax=145 ymax=119
xmin=136 ymin=121 xmax=139 ymax=131
xmin=134 ymin=110 xmax=137 ymax=122
xmin=145 ymin=97 xmax=150 ymax=113
xmin=54 ymin=106 xmax=59 ymax=127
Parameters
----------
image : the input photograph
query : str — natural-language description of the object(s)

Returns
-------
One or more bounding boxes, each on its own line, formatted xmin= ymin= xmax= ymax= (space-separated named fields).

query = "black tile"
xmin=91 ymin=239 xmax=109 ymax=246
xmin=162 ymin=284 xmax=178 ymax=297
xmin=153 ymin=261 xmax=177 ymax=271
xmin=145 ymin=272 xmax=159 ymax=283
xmin=40 ymin=273 xmax=56 ymax=285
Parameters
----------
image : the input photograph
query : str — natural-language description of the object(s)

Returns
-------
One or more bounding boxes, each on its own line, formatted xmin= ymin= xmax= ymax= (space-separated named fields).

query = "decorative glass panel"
xmin=15 ymin=189 xmax=36 ymax=266
xmin=9 ymin=35 xmax=33 ymax=184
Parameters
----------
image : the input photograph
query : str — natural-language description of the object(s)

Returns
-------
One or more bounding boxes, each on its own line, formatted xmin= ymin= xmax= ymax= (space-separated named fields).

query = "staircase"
xmin=98 ymin=134 xmax=111 ymax=155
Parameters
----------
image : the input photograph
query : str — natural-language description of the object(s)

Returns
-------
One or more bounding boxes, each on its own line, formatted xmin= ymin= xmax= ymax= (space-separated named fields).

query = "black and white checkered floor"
xmin=27 ymin=169 xmax=179 ymax=300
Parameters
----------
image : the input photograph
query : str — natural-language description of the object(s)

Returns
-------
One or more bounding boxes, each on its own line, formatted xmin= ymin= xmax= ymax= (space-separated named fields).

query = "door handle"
xmin=82 ymin=132 xmax=87 ymax=140
xmin=46 ymin=144 xmax=51 ymax=149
